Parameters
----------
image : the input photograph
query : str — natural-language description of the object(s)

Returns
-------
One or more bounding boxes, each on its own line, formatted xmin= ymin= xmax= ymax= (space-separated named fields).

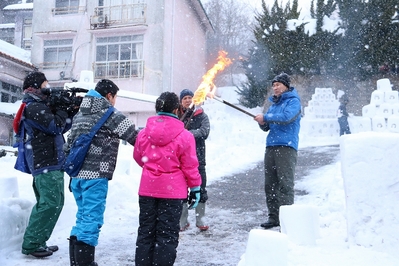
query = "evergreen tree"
xmin=359 ymin=0 xmax=399 ymax=75
xmin=238 ymin=0 xmax=303 ymax=108
xmin=334 ymin=0 xmax=366 ymax=80
xmin=236 ymin=44 xmax=270 ymax=108
xmin=308 ymin=0 xmax=340 ymax=76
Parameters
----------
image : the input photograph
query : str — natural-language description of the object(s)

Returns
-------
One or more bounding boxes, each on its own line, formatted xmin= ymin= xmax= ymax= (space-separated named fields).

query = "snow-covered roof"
xmin=0 ymin=101 xmax=21 ymax=115
xmin=0 ymin=39 xmax=31 ymax=65
xmin=3 ymin=3 xmax=33 ymax=10
xmin=0 ymin=23 xmax=16 ymax=29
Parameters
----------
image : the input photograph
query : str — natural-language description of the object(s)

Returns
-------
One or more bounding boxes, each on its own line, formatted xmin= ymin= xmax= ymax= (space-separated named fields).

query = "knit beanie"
xmin=156 ymin=92 xmax=180 ymax=113
xmin=95 ymin=79 xmax=119 ymax=97
xmin=272 ymin=73 xmax=290 ymax=88
xmin=23 ymin=72 xmax=47 ymax=90
xmin=179 ymin=89 xmax=194 ymax=101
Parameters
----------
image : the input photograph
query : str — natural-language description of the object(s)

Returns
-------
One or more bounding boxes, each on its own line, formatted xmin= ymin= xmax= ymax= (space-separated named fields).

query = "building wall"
xmin=170 ymin=0 xmax=207 ymax=93
xmin=30 ymin=0 xmax=210 ymax=127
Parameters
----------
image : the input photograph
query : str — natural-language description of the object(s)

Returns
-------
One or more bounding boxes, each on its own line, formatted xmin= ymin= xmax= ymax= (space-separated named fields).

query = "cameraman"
xmin=14 ymin=72 xmax=78 ymax=258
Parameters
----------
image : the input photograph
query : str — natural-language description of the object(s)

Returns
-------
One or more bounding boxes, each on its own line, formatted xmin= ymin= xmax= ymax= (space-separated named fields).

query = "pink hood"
xmin=133 ymin=115 xmax=201 ymax=199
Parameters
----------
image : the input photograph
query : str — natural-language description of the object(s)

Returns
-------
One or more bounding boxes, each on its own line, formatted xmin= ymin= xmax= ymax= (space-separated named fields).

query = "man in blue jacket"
xmin=254 ymin=73 xmax=301 ymax=229
xmin=14 ymin=72 xmax=77 ymax=257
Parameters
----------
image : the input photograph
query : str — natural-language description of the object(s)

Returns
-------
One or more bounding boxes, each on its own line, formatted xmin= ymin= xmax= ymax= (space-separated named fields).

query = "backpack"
xmin=13 ymin=102 xmax=31 ymax=174
xmin=64 ymin=107 xmax=114 ymax=177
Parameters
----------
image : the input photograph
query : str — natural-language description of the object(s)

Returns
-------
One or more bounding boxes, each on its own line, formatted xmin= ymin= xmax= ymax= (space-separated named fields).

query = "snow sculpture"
xmin=304 ymin=88 xmax=339 ymax=119
xmin=361 ymin=78 xmax=399 ymax=133
xmin=387 ymin=116 xmax=399 ymax=133
xmin=300 ymin=88 xmax=340 ymax=142
xmin=376 ymin=78 xmax=392 ymax=91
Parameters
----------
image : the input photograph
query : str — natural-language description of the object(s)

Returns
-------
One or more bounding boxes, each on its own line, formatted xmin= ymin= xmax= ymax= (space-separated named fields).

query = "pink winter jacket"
xmin=133 ymin=114 xmax=202 ymax=199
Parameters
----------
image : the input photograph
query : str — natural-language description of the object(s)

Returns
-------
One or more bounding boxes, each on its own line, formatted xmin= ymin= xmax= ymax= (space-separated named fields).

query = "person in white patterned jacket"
xmin=64 ymin=79 xmax=138 ymax=266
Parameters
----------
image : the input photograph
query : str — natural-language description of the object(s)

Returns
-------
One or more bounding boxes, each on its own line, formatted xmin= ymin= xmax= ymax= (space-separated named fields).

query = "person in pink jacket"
xmin=133 ymin=91 xmax=202 ymax=266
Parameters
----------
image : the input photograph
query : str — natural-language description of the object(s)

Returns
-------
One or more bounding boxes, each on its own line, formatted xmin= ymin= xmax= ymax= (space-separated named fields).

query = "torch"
xmin=211 ymin=96 xmax=255 ymax=118
xmin=184 ymin=50 xmax=256 ymax=124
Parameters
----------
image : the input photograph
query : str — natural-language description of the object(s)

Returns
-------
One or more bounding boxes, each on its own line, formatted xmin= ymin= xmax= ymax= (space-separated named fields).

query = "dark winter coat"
xmin=64 ymin=89 xmax=137 ymax=180
xmin=14 ymin=93 xmax=71 ymax=175
xmin=338 ymin=103 xmax=349 ymax=117
xmin=260 ymin=87 xmax=301 ymax=151
xmin=180 ymin=107 xmax=210 ymax=166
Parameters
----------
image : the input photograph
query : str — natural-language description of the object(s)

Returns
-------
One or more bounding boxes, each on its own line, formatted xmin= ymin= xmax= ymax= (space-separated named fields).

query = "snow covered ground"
xmin=1 ymin=86 xmax=399 ymax=265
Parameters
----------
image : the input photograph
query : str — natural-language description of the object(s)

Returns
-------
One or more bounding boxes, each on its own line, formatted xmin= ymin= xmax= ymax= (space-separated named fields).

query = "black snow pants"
xmin=135 ymin=196 xmax=183 ymax=266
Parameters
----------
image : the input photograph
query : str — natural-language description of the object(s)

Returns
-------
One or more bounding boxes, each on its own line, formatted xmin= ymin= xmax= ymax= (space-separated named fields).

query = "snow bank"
xmin=340 ymin=132 xmax=399 ymax=255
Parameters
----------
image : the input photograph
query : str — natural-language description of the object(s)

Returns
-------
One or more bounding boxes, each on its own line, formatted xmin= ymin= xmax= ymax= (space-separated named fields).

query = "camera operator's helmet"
xmin=23 ymin=72 xmax=47 ymax=91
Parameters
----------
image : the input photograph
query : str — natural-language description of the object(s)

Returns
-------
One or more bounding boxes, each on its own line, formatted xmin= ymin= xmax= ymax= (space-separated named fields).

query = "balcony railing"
xmin=90 ymin=3 xmax=146 ymax=29
xmin=52 ymin=6 xmax=86 ymax=16
xmin=41 ymin=61 xmax=73 ymax=70
xmin=94 ymin=60 xmax=144 ymax=79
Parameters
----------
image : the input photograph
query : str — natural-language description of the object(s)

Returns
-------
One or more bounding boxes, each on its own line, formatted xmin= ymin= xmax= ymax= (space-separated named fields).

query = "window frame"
xmin=43 ymin=38 xmax=73 ymax=69
xmin=53 ymin=0 xmax=83 ymax=15
xmin=94 ymin=34 xmax=144 ymax=79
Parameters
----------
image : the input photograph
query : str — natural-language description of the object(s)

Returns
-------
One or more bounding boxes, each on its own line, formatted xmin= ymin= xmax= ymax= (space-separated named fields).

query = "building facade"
xmin=30 ymin=0 xmax=213 ymax=126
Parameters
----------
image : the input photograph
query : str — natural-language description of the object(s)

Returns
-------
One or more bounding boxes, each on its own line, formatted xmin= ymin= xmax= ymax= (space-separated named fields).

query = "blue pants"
xmin=338 ymin=116 xmax=351 ymax=135
xmin=70 ymin=178 xmax=108 ymax=246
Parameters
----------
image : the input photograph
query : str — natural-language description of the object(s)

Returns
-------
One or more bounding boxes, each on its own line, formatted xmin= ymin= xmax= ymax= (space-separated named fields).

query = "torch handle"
xmin=213 ymin=97 xmax=256 ymax=118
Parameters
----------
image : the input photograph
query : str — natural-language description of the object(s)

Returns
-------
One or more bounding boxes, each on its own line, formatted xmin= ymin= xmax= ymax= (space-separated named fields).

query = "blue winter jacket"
xmin=261 ymin=87 xmax=301 ymax=150
xmin=14 ymin=93 xmax=72 ymax=175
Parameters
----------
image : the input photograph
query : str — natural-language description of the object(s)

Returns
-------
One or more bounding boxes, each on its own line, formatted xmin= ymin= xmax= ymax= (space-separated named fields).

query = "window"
xmin=43 ymin=39 xmax=73 ymax=69
xmin=22 ymin=18 xmax=32 ymax=50
xmin=0 ymin=27 xmax=15 ymax=45
xmin=94 ymin=35 xmax=144 ymax=78
xmin=0 ymin=82 xmax=23 ymax=103
xmin=53 ymin=0 xmax=81 ymax=15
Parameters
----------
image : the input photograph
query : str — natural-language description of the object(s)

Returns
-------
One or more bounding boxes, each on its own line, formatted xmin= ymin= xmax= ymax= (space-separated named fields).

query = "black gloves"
xmin=188 ymin=186 xmax=201 ymax=209
xmin=66 ymin=106 xmax=80 ymax=117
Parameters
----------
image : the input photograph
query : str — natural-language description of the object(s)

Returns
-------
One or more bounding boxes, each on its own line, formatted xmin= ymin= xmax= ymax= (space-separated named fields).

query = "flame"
xmin=192 ymin=50 xmax=232 ymax=106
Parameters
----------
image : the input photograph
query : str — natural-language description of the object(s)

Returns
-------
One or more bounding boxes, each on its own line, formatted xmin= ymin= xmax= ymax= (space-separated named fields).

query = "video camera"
xmin=42 ymin=87 xmax=88 ymax=110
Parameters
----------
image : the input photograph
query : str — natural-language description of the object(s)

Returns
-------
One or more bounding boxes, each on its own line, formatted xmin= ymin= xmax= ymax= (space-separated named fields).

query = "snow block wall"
xmin=300 ymin=88 xmax=340 ymax=143
xmin=360 ymin=78 xmax=399 ymax=133
xmin=340 ymin=132 xmax=399 ymax=255
xmin=300 ymin=79 xmax=398 ymax=143
xmin=304 ymin=88 xmax=339 ymax=120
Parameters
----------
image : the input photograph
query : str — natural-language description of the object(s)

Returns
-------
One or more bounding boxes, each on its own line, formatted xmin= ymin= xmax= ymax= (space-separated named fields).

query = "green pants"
xmin=22 ymin=170 xmax=64 ymax=254
xmin=264 ymin=146 xmax=297 ymax=222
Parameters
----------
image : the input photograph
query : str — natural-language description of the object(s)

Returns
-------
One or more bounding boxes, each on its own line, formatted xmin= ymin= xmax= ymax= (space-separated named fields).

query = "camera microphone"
xmin=41 ymin=87 xmax=63 ymax=95
xmin=68 ymin=88 xmax=89 ymax=93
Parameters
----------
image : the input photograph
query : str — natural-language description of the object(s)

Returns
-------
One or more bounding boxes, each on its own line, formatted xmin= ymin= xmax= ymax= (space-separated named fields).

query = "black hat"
xmin=180 ymin=89 xmax=194 ymax=101
xmin=23 ymin=72 xmax=47 ymax=90
xmin=95 ymin=79 xmax=119 ymax=97
xmin=156 ymin=92 xmax=180 ymax=113
xmin=272 ymin=73 xmax=290 ymax=88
